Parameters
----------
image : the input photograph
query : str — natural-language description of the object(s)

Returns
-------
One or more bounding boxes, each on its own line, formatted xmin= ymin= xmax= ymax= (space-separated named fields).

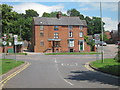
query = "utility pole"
xmin=100 ymin=2 xmax=104 ymax=63
xmin=20 ymin=25 xmax=21 ymax=39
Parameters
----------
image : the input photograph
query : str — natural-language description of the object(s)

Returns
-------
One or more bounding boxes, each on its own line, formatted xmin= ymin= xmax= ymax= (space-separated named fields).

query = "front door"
xmin=79 ymin=41 xmax=84 ymax=51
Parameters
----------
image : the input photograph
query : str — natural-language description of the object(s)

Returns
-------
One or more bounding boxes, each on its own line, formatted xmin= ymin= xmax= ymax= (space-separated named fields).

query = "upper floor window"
xmin=68 ymin=25 xmax=73 ymax=30
xmin=69 ymin=32 xmax=73 ymax=37
xmin=40 ymin=26 xmax=44 ymax=30
xmin=79 ymin=32 xmax=83 ymax=37
xmin=54 ymin=33 xmax=59 ymax=39
xmin=40 ymin=32 xmax=44 ymax=37
xmin=54 ymin=26 xmax=58 ymax=30
xmin=79 ymin=26 xmax=83 ymax=30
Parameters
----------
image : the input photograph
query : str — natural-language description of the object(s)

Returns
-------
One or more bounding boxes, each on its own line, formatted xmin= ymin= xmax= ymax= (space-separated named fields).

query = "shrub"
xmin=114 ymin=45 xmax=120 ymax=62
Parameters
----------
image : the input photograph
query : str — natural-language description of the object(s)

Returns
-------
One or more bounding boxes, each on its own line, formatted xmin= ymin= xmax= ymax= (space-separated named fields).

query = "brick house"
xmin=31 ymin=12 xmax=91 ymax=53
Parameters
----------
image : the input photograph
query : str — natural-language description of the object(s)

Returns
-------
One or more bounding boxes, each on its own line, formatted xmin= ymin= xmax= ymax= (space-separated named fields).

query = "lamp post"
xmin=100 ymin=2 xmax=104 ymax=63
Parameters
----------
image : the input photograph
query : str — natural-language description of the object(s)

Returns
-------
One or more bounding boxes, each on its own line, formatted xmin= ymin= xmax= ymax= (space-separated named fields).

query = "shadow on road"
xmin=65 ymin=70 xmax=120 ymax=86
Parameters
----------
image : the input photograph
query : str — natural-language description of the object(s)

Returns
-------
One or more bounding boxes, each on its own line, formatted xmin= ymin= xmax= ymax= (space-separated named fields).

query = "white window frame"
xmin=69 ymin=40 xmax=74 ymax=47
xmin=79 ymin=32 xmax=83 ymax=37
xmin=69 ymin=32 xmax=73 ymax=37
xmin=40 ymin=26 xmax=44 ymax=30
xmin=79 ymin=26 xmax=83 ymax=30
xmin=54 ymin=33 xmax=59 ymax=39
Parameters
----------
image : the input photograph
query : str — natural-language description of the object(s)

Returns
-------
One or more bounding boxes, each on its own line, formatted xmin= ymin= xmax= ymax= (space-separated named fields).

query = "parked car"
xmin=98 ymin=41 xmax=107 ymax=46
xmin=115 ymin=41 xmax=120 ymax=45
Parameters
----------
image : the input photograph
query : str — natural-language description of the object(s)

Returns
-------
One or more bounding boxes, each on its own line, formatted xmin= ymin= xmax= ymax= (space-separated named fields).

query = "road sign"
xmin=94 ymin=34 xmax=100 ymax=44
xmin=2 ymin=41 xmax=7 ymax=45
xmin=14 ymin=35 xmax=18 ymax=45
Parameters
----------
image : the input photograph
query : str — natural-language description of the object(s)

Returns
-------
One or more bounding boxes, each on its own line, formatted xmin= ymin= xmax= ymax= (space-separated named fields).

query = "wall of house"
xmin=33 ymin=25 xmax=90 ymax=53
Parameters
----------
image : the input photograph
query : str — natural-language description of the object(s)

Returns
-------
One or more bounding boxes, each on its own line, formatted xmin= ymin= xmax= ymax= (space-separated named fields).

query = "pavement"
xmin=1 ymin=44 xmax=120 ymax=88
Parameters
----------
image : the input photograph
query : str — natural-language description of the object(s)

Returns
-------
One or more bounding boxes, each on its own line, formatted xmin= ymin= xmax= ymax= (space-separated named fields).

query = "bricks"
xmin=32 ymin=25 xmax=91 ymax=53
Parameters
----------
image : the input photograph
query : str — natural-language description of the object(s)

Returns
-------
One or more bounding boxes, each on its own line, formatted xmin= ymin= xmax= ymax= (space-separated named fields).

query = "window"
xmin=40 ymin=26 xmax=44 ymax=30
xmin=69 ymin=40 xmax=74 ymax=47
xmin=69 ymin=32 xmax=73 ymax=37
xmin=79 ymin=32 xmax=83 ymax=37
xmin=68 ymin=26 xmax=73 ymax=30
xmin=54 ymin=33 xmax=59 ymax=38
xmin=54 ymin=26 xmax=58 ymax=30
xmin=40 ymin=41 xmax=44 ymax=46
xmin=79 ymin=26 xmax=83 ymax=30
xmin=40 ymin=32 xmax=44 ymax=37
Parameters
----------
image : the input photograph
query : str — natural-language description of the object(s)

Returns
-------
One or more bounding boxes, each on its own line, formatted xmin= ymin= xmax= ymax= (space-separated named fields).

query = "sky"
xmin=1 ymin=1 xmax=119 ymax=31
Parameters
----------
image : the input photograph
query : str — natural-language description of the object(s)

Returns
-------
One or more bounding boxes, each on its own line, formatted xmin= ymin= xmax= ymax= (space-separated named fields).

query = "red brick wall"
xmin=33 ymin=25 xmax=90 ymax=52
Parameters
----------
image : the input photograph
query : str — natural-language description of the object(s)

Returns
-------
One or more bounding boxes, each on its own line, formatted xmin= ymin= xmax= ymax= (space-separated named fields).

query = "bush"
xmin=114 ymin=51 xmax=120 ymax=62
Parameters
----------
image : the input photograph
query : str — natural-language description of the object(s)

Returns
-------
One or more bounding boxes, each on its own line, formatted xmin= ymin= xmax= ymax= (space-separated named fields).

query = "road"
xmin=2 ymin=44 xmax=120 ymax=88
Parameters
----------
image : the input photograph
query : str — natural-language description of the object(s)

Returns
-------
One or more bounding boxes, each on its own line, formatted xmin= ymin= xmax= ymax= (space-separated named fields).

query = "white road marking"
xmin=54 ymin=59 xmax=74 ymax=86
xmin=61 ymin=63 xmax=63 ymax=66
xmin=54 ymin=58 xmax=57 ymax=63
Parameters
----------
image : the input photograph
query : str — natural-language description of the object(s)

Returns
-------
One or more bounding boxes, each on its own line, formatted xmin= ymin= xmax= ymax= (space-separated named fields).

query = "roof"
xmin=33 ymin=17 xmax=87 ymax=26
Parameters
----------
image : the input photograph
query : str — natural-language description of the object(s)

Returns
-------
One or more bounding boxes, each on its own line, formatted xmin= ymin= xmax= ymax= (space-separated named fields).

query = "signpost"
xmin=14 ymin=35 xmax=18 ymax=61
xmin=2 ymin=41 xmax=7 ymax=59
xmin=94 ymin=34 xmax=100 ymax=61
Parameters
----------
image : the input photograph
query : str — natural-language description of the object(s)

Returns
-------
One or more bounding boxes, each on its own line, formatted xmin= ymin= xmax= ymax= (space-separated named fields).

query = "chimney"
xmin=56 ymin=11 xmax=62 ymax=19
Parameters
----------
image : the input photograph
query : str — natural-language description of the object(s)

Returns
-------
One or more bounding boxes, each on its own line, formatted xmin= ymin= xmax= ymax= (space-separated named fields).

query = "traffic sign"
xmin=94 ymin=34 xmax=100 ymax=44
xmin=2 ymin=41 xmax=7 ymax=45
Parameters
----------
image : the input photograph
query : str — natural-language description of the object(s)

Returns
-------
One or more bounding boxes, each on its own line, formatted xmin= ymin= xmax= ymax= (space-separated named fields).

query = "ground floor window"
xmin=69 ymin=40 xmax=74 ymax=47
xmin=40 ymin=41 xmax=44 ymax=46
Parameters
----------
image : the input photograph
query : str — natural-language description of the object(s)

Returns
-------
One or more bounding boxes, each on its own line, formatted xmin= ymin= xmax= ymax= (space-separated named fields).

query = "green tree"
xmin=25 ymin=9 xmax=39 ymax=18
xmin=42 ymin=12 xmax=50 ymax=17
xmin=67 ymin=9 xmax=80 ymax=16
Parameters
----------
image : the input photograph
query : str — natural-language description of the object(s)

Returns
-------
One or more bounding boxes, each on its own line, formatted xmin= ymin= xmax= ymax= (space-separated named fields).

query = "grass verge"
xmin=0 ymin=59 xmax=24 ymax=75
xmin=7 ymin=53 xmax=27 ymax=55
xmin=90 ymin=58 xmax=120 ymax=76
xmin=45 ymin=52 xmax=100 ymax=55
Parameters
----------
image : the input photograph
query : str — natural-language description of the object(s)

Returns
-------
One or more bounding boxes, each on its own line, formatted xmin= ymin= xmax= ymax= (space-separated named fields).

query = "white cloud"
xmin=103 ymin=17 xmax=118 ymax=31
xmin=2 ymin=0 xmax=120 ymax=2
xmin=79 ymin=2 xmax=118 ymax=11
xmin=12 ymin=2 xmax=65 ymax=16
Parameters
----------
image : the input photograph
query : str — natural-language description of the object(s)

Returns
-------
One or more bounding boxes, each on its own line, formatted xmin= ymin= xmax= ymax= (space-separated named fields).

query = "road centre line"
xmin=54 ymin=58 xmax=74 ymax=86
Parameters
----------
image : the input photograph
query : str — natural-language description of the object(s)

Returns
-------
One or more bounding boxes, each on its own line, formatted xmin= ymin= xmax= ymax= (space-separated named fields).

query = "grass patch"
xmin=0 ymin=59 xmax=24 ymax=75
xmin=90 ymin=58 xmax=120 ymax=76
xmin=7 ymin=53 xmax=27 ymax=55
xmin=45 ymin=52 xmax=100 ymax=55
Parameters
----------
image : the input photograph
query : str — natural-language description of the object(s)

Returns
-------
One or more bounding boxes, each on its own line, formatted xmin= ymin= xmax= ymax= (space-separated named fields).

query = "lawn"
xmin=0 ymin=59 xmax=24 ymax=75
xmin=90 ymin=58 xmax=120 ymax=76
xmin=7 ymin=53 xmax=27 ymax=55
xmin=45 ymin=52 xmax=100 ymax=55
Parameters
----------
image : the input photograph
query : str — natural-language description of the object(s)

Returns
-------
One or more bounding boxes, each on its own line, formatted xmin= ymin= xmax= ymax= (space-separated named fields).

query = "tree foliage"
xmin=1 ymin=4 xmax=39 ymax=41
xmin=42 ymin=11 xmax=67 ymax=17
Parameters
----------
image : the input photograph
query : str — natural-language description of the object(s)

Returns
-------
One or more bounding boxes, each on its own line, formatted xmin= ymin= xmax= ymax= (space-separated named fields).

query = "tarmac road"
xmin=2 ymin=44 xmax=120 ymax=88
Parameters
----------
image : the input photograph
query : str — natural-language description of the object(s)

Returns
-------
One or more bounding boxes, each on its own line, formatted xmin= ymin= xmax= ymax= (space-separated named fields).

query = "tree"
xmin=67 ymin=9 xmax=80 ymax=16
xmin=42 ymin=11 xmax=67 ymax=17
xmin=42 ymin=12 xmax=50 ymax=17
xmin=25 ymin=9 xmax=39 ymax=18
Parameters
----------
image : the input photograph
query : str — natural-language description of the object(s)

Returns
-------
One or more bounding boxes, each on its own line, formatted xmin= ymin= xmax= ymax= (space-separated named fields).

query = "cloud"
xmin=2 ymin=0 xmax=120 ymax=2
xmin=79 ymin=2 xmax=118 ymax=11
xmin=12 ymin=2 xmax=65 ymax=16
xmin=103 ymin=17 xmax=118 ymax=31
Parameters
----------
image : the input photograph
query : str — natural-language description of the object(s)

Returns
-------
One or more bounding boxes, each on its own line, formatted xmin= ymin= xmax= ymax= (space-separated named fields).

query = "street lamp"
xmin=100 ymin=2 xmax=104 ymax=63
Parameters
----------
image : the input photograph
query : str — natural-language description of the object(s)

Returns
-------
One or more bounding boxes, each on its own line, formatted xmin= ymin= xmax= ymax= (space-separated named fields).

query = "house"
xmin=118 ymin=22 xmax=120 ymax=41
xmin=31 ymin=12 xmax=91 ymax=53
